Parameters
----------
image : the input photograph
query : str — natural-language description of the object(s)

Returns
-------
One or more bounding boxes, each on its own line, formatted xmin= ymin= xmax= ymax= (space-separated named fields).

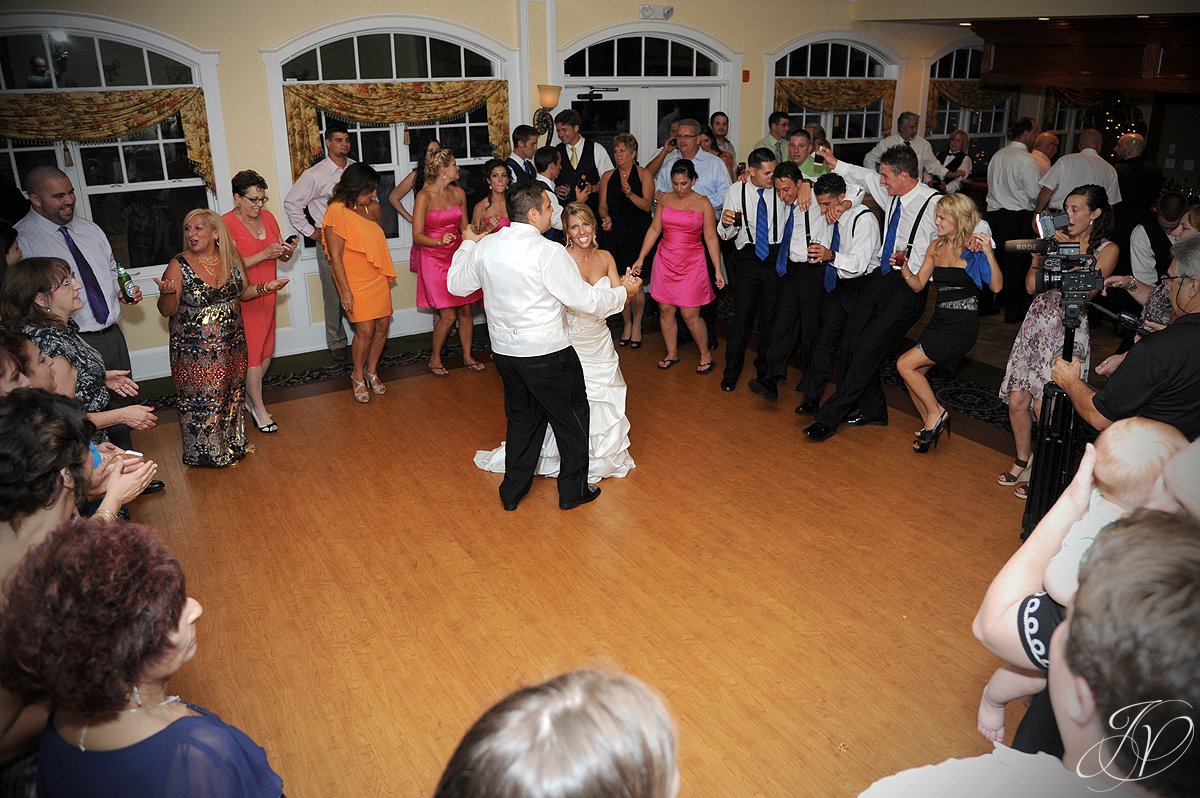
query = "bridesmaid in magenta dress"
xmin=412 ymin=149 xmax=485 ymax=376
xmin=222 ymin=170 xmax=295 ymax=433
xmin=631 ymin=159 xmax=724 ymax=374
xmin=470 ymin=158 xmax=512 ymax=234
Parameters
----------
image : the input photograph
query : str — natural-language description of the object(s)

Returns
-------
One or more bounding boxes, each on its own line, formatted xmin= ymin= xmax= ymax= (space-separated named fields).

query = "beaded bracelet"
xmin=93 ymin=508 xmax=119 ymax=522
xmin=256 ymin=283 xmax=268 ymax=296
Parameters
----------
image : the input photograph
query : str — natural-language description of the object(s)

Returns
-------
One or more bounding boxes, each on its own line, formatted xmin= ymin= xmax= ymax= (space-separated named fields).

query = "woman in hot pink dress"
xmin=222 ymin=170 xmax=295 ymax=433
xmin=631 ymin=159 xmax=723 ymax=374
xmin=412 ymin=149 xmax=485 ymax=376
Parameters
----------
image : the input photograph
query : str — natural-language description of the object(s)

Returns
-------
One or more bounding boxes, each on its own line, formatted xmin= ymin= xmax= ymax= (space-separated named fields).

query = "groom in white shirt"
xmin=448 ymin=182 xmax=641 ymax=511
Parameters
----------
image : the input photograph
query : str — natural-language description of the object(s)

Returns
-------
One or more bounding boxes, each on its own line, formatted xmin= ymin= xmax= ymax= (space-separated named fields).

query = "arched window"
xmin=270 ymin=27 xmax=510 ymax=244
xmin=0 ymin=18 xmax=221 ymax=274
xmin=769 ymin=38 xmax=897 ymax=162
xmin=926 ymin=46 xmax=1014 ymax=165
xmin=558 ymin=28 xmax=735 ymax=157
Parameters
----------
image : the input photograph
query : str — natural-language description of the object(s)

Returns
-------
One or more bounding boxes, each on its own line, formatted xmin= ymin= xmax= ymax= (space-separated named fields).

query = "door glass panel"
xmin=655 ymin=98 xmax=711 ymax=147
xmin=570 ymin=99 xmax=630 ymax=155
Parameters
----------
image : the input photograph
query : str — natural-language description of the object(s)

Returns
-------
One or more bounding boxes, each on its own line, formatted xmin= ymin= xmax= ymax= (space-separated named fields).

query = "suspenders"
xmin=741 ymin=182 xmax=779 ymax=248
xmin=889 ymin=192 xmax=940 ymax=261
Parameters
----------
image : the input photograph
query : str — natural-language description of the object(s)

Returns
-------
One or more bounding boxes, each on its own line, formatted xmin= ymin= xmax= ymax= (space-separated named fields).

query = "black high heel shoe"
xmin=912 ymin=411 xmax=951 ymax=454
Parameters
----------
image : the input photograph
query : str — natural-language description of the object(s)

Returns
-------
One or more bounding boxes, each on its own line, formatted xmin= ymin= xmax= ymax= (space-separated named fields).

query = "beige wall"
xmin=11 ymin=0 xmax=1166 ymax=375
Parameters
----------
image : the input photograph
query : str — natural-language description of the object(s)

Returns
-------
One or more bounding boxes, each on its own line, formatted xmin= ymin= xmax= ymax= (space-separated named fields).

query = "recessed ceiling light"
xmin=1137 ymin=14 xmax=1149 ymax=18
xmin=958 ymin=21 xmax=972 ymax=27
xmin=1037 ymin=17 xmax=1050 ymax=21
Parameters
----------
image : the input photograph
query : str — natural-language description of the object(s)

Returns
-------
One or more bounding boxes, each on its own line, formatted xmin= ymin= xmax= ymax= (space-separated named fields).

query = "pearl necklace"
xmin=77 ymin=691 xmax=183 ymax=752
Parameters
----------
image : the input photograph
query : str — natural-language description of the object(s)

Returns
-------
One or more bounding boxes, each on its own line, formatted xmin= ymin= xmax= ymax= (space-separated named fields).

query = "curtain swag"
xmin=283 ymin=81 xmax=511 ymax=181
xmin=924 ymin=80 xmax=1019 ymax=135
xmin=773 ymin=79 xmax=897 ymax=136
xmin=1042 ymin=88 xmax=1119 ymax=133
xmin=0 ymin=88 xmax=215 ymax=193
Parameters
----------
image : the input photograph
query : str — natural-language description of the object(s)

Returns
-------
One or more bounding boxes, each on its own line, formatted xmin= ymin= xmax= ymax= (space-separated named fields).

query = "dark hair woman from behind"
xmin=0 ymin=518 xmax=285 ymax=797
xmin=433 ymin=670 xmax=678 ymax=798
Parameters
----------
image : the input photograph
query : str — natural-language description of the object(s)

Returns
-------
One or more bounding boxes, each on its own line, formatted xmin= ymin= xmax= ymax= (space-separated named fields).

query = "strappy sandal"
xmin=997 ymin=457 xmax=1033 ymax=485
xmin=365 ymin=371 xmax=386 ymax=395
xmin=351 ymin=375 xmax=370 ymax=403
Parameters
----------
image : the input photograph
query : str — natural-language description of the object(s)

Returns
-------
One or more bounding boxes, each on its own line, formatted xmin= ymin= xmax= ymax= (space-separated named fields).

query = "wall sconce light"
xmin=533 ymin=84 xmax=562 ymax=145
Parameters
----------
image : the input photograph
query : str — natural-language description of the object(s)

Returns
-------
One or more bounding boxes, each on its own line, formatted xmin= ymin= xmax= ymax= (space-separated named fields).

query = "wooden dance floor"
xmin=133 ymin=335 xmax=1026 ymax=797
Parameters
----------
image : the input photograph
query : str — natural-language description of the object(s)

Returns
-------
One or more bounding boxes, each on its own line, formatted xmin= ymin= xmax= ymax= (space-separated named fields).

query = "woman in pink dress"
xmin=470 ymin=158 xmax=511 ymax=234
xmin=412 ymin=149 xmax=485 ymax=376
xmin=222 ymin=170 xmax=295 ymax=433
xmin=631 ymin=159 xmax=723 ymax=374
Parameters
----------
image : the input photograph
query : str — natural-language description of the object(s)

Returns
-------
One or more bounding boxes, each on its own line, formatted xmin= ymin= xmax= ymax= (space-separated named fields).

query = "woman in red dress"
xmin=222 ymin=170 xmax=295 ymax=433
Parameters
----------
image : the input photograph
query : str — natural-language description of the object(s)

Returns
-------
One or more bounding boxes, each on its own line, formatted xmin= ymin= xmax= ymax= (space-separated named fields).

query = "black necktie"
xmin=59 ymin=226 xmax=109 ymax=324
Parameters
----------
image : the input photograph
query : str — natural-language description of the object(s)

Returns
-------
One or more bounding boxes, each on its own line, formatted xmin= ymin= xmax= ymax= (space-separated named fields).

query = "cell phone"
xmin=285 ymin=234 xmax=298 ymax=245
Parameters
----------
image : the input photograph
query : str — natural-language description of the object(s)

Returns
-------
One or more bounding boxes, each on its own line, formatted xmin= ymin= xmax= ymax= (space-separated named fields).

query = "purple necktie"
xmin=59 ymin=226 xmax=109 ymax=324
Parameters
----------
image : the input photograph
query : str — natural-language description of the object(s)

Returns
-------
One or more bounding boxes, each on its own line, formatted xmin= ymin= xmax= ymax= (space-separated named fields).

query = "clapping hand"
xmin=104 ymin=369 xmax=139 ymax=397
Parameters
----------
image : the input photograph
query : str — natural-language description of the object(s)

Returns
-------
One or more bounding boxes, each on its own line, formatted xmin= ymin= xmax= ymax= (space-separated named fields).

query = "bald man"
xmin=1030 ymin=132 xmax=1058 ymax=178
xmin=1113 ymin=131 xmax=1165 ymax=272
xmin=1035 ymin=128 xmax=1122 ymax=213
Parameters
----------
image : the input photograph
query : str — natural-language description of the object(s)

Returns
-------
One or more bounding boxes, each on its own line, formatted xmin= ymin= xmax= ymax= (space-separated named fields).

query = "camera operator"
xmin=998 ymin=185 xmax=1118 ymax=495
xmin=1052 ymin=234 xmax=1200 ymax=441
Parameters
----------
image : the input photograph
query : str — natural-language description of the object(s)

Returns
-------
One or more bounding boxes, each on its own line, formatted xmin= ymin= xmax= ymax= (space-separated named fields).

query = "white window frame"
xmin=764 ymin=33 xmax=899 ymax=147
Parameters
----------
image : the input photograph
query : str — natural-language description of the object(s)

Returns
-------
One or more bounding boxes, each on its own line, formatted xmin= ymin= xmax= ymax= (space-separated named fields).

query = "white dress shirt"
xmin=1032 ymin=149 xmax=1053 ymax=178
xmin=447 ymin=223 xmax=626 ymax=357
xmin=1039 ymin=148 xmax=1123 ymax=210
xmin=564 ymin=137 xmax=614 ymax=178
xmin=784 ymin=202 xmax=831 ymax=261
xmin=812 ymin=205 xmax=881 ymax=279
xmin=987 ymin=141 xmax=1042 ymax=212
xmin=1129 ymin=224 xmax=1180 ymax=285
xmin=863 ymin=134 xmax=949 ymax=181
xmin=15 ymin=209 xmax=120 ymax=332
xmin=834 ymin=160 xmax=941 ymax=274
xmin=859 ymin=742 xmax=1137 ymax=798
xmin=654 ymin=149 xmax=732 ymax=211
xmin=283 ymin=156 xmax=355 ymax=238
xmin=535 ymin=175 xmax=564 ymax=230
xmin=718 ymin=182 xmax=790 ymax=249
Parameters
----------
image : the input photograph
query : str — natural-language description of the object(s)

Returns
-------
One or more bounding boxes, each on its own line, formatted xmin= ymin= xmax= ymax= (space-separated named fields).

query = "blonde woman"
xmin=156 ymin=209 xmax=288 ymax=467
xmin=898 ymin=193 xmax=1002 ymax=453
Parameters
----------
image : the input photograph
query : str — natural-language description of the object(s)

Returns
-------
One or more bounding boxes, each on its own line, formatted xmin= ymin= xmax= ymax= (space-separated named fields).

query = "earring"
xmin=132 ymin=685 xmax=142 ymax=707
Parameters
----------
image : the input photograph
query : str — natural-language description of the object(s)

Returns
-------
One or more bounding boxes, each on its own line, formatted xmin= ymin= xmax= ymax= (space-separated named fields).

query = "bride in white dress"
xmin=474 ymin=202 xmax=635 ymax=482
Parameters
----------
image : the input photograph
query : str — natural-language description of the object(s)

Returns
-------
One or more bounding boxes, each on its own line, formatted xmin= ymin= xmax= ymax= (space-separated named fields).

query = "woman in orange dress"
xmin=222 ymin=170 xmax=295 ymax=433
xmin=322 ymin=163 xmax=396 ymax=403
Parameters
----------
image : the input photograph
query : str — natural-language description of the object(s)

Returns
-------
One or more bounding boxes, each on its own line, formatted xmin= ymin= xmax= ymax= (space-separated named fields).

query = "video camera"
xmin=1005 ymin=211 xmax=1103 ymax=330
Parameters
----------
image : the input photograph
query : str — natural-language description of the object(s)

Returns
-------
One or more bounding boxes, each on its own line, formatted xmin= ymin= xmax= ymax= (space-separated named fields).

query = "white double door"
xmin=564 ymin=85 xmax=724 ymax=162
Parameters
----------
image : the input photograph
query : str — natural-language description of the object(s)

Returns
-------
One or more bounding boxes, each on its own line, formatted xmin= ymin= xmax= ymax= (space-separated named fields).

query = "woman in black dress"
xmin=599 ymin=133 xmax=654 ymax=347
xmin=897 ymin=193 xmax=1002 ymax=452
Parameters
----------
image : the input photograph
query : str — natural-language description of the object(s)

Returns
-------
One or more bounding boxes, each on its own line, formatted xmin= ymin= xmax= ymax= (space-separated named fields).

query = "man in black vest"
xmin=1129 ymin=191 xmax=1188 ymax=293
xmin=553 ymin=109 xmax=613 ymax=220
xmin=506 ymin=124 xmax=540 ymax=185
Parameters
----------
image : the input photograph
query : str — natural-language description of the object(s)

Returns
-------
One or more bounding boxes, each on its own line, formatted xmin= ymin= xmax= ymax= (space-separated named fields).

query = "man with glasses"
xmin=283 ymin=123 xmax=356 ymax=362
xmin=1052 ymin=234 xmax=1200 ymax=440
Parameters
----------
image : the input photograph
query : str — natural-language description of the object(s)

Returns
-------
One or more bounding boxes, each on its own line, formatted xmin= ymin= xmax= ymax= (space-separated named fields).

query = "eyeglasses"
xmin=240 ymin=195 xmax=268 ymax=205
xmin=676 ymin=133 xmax=697 ymax=139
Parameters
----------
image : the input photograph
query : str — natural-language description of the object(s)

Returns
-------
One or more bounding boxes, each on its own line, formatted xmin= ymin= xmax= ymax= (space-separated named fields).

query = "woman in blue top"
xmin=0 ymin=518 xmax=283 ymax=798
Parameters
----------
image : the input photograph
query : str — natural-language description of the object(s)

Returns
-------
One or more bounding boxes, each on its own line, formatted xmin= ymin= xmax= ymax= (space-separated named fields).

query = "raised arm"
xmin=155 ymin=258 xmax=183 ymax=318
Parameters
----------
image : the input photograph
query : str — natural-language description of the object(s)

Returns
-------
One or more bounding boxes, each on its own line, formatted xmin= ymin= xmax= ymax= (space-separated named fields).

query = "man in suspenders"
xmin=794 ymin=173 xmax=881 ymax=416
xmin=803 ymin=144 xmax=941 ymax=441
xmin=716 ymin=147 xmax=780 ymax=393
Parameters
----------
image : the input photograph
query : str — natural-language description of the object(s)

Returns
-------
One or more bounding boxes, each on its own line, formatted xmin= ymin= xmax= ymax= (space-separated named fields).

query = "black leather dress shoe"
xmin=794 ymin=398 xmax=819 ymax=415
xmin=560 ymin=485 xmax=601 ymax=510
xmin=843 ymin=413 xmax=888 ymax=427
xmin=330 ymin=346 xmax=348 ymax=362
xmin=141 ymin=480 xmax=165 ymax=496
xmin=804 ymin=422 xmax=836 ymax=442
xmin=748 ymin=378 xmax=778 ymax=401
xmin=720 ymin=378 xmax=736 ymax=392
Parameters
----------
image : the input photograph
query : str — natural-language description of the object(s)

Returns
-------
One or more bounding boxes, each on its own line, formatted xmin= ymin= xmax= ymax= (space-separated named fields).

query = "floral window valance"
xmin=925 ymin=80 xmax=1019 ymax=135
xmin=774 ymin=78 xmax=896 ymax=135
xmin=283 ymin=80 xmax=510 ymax=181
xmin=0 ymin=88 xmax=215 ymax=193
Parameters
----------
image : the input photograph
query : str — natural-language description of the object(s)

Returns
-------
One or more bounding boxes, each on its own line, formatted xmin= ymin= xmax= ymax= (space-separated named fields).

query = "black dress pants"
xmin=492 ymin=347 xmax=590 ymax=506
xmin=765 ymin=259 xmax=826 ymax=381
xmin=814 ymin=270 xmax=925 ymax=427
xmin=986 ymin=208 xmax=1033 ymax=322
xmin=722 ymin=245 xmax=780 ymax=382
xmin=798 ymin=272 xmax=878 ymax=399
xmin=79 ymin=323 xmax=134 ymax=449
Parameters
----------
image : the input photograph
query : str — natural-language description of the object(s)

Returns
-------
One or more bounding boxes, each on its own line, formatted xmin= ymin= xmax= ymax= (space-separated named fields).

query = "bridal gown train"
xmin=474 ymin=276 xmax=635 ymax=483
